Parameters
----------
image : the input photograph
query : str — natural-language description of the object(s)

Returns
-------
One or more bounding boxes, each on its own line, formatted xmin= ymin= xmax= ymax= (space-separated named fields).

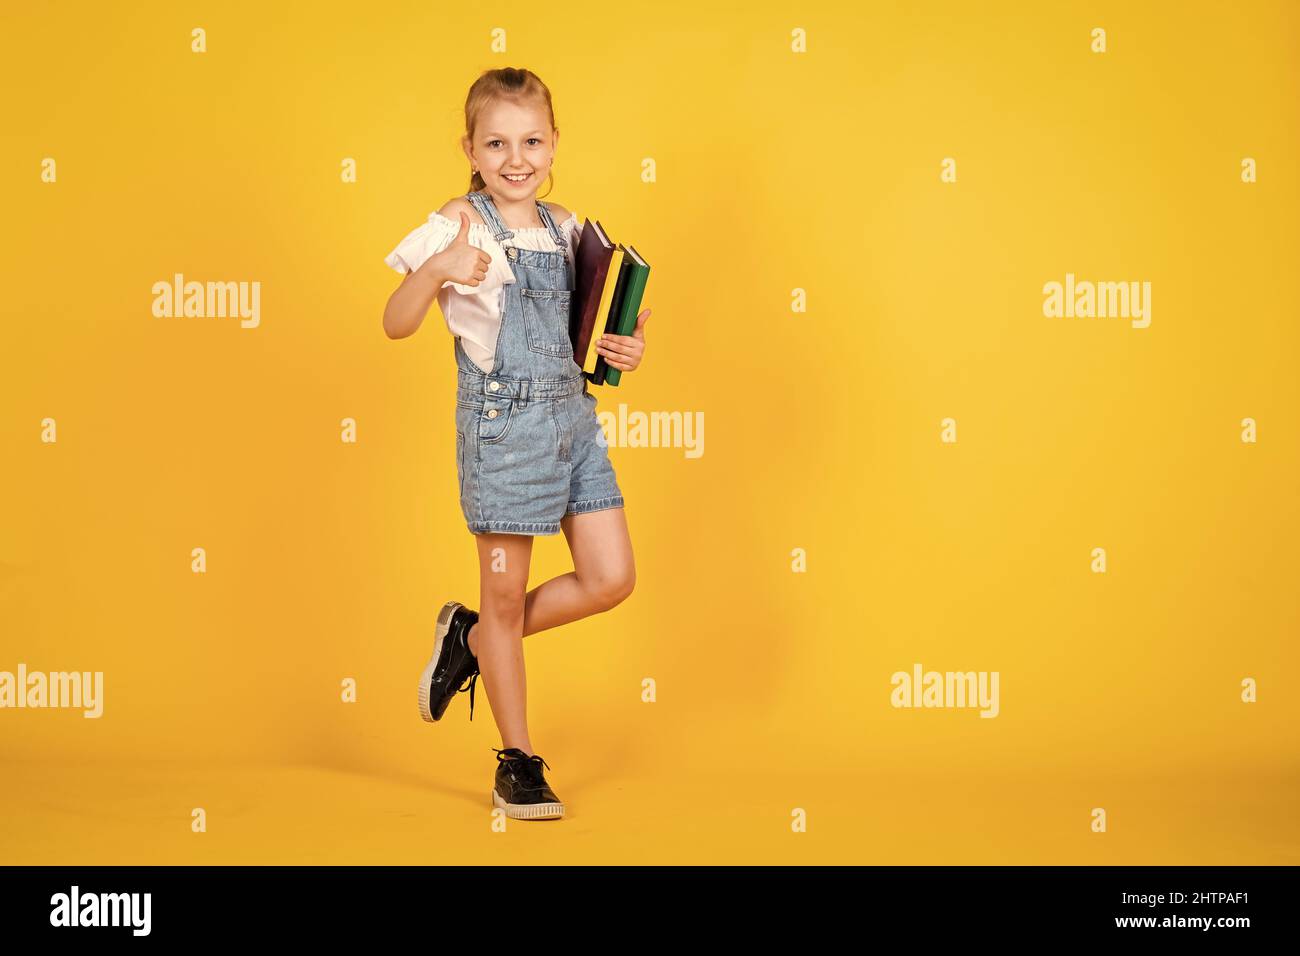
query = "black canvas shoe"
xmin=491 ymin=747 xmax=565 ymax=820
xmin=417 ymin=601 xmax=481 ymax=722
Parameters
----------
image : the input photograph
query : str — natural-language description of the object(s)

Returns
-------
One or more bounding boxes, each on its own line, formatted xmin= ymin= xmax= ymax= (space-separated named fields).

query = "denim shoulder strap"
xmin=464 ymin=190 xmax=512 ymax=244
xmin=535 ymin=200 xmax=566 ymax=247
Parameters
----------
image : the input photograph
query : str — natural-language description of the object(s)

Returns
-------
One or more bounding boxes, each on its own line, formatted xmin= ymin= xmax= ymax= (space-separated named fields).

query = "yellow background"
xmin=1 ymin=0 xmax=1296 ymax=863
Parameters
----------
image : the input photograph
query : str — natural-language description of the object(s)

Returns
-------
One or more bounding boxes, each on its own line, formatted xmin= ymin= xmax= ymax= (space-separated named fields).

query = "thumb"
xmin=453 ymin=211 xmax=471 ymax=243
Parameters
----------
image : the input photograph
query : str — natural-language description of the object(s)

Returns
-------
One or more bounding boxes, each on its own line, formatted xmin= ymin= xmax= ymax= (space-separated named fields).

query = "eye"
xmin=527 ymin=137 xmax=542 ymax=146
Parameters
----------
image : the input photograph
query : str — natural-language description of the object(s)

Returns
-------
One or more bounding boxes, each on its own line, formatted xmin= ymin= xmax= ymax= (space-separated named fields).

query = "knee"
xmin=479 ymin=590 xmax=526 ymax=628
xmin=587 ymin=564 xmax=635 ymax=612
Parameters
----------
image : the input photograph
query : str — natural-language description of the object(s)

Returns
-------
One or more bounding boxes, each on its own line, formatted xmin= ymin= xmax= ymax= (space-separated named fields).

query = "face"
xmin=465 ymin=99 xmax=557 ymax=199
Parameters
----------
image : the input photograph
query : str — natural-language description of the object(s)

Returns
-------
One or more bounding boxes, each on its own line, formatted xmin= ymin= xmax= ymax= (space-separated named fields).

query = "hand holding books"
xmin=593 ymin=307 xmax=651 ymax=375
xmin=569 ymin=219 xmax=651 ymax=386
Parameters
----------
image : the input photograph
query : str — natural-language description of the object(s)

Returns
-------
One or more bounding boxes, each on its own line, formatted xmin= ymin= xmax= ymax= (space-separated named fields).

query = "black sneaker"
xmin=417 ymin=601 xmax=480 ymax=722
xmin=491 ymin=747 xmax=565 ymax=820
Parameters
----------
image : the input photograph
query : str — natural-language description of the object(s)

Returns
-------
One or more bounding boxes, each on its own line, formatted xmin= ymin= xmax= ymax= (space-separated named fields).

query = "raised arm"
xmin=382 ymin=207 xmax=491 ymax=340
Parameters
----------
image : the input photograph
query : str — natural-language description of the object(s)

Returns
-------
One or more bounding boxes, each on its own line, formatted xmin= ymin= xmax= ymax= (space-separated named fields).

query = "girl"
xmin=381 ymin=67 xmax=651 ymax=821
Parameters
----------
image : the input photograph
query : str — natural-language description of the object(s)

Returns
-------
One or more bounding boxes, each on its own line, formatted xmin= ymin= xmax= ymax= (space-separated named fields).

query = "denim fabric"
xmin=453 ymin=189 xmax=624 ymax=536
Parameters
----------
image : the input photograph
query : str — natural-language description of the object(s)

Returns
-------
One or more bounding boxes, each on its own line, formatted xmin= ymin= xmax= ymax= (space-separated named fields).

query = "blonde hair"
xmin=462 ymin=67 xmax=557 ymax=199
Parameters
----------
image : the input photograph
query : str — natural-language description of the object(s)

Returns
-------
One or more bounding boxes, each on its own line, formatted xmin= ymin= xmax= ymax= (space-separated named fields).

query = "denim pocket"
xmin=550 ymin=398 xmax=571 ymax=464
xmin=476 ymin=396 xmax=514 ymax=444
xmin=520 ymin=288 xmax=573 ymax=359
xmin=455 ymin=430 xmax=466 ymax=501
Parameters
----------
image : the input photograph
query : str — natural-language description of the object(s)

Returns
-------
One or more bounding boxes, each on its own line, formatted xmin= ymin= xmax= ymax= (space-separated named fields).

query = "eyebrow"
xmin=483 ymin=130 xmax=546 ymax=137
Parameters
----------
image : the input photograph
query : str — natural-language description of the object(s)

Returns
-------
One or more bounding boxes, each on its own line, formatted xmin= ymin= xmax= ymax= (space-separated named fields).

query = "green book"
xmin=593 ymin=244 xmax=650 ymax=387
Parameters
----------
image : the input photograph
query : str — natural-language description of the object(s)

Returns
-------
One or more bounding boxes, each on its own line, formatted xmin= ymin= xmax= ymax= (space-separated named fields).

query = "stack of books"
xmin=569 ymin=219 xmax=651 ymax=386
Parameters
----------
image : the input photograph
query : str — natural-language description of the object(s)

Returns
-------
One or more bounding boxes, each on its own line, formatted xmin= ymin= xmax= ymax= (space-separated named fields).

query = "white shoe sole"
xmin=492 ymin=788 xmax=565 ymax=820
xmin=417 ymin=600 xmax=462 ymax=723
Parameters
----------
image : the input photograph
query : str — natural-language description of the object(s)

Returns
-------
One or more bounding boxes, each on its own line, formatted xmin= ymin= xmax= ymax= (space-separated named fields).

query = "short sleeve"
xmin=383 ymin=215 xmax=459 ymax=277
xmin=384 ymin=213 xmax=511 ymax=296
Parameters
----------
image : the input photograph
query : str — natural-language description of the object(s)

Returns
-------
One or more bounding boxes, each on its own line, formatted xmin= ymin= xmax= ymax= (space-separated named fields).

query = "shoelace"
xmin=491 ymin=747 xmax=552 ymax=784
xmin=458 ymin=670 xmax=479 ymax=721
xmin=457 ymin=614 xmax=480 ymax=721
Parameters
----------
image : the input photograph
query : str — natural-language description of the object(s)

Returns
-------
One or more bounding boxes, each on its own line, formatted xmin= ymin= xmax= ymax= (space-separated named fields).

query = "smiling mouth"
xmin=501 ymin=172 xmax=533 ymax=183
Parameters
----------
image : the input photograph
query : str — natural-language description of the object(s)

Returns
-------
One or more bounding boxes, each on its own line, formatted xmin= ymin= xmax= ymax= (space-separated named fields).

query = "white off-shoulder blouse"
xmin=384 ymin=209 xmax=581 ymax=375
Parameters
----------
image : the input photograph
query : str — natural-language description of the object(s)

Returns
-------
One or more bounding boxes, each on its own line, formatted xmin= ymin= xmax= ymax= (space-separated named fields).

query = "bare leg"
xmin=470 ymin=531 xmax=535 ymax=754
xmin=466 ymin=508 xmax=635 ymax=659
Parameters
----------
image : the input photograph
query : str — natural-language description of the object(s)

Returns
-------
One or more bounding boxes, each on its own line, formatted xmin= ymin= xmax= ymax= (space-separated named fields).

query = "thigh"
xmin=560 ymin=507 xmax=634 ymax=589
xmin=474 ymin=532 xmax=533 ymax=611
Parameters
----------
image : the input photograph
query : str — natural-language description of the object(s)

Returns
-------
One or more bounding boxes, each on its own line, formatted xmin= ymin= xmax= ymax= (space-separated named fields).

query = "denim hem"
xmin=564 ymin=495 xmax=625 ymax=516
xmin=468 ymin=519 xmax=562 ymax=536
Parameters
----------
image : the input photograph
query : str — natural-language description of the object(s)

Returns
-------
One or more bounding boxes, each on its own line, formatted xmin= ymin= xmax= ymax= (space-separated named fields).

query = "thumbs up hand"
xmin=433 ymin=211 xmax=492 ymax=287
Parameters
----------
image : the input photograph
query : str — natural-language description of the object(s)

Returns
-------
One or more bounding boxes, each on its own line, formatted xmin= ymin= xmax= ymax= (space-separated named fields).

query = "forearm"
xmin=383 ymin=261 xmax=446 ymax=339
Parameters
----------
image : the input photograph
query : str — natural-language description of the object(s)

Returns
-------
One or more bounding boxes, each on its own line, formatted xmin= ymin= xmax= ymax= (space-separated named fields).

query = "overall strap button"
xmin=489 ymin=381 xmax=500 ymax=391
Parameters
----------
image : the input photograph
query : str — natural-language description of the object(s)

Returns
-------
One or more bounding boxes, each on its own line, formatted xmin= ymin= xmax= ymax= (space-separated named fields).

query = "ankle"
xmin=466 ymin=621 xmax=479 ymax=657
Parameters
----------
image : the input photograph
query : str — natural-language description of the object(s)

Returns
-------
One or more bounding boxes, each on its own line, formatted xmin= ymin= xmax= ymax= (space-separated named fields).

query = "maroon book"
xmin=569 ymin=218 xmax=616 ymax=375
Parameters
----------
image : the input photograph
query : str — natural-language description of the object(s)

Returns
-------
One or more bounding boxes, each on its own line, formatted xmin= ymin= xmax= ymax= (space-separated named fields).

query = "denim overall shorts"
xmin=453 ymin=189 xmax=625 ymax=536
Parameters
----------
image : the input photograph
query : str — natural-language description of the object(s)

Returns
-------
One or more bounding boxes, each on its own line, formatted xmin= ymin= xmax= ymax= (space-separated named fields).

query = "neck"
xmin=482 ymin=188 xmax=542 ymax=228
